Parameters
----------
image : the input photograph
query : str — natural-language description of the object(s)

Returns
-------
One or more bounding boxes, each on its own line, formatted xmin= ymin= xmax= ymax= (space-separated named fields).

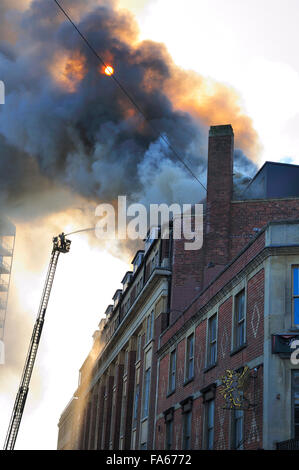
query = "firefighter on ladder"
xmin=59 ymin=232 xmax=66 ymax=251
xmin=52 ymin=232 xmax=67 ymax=252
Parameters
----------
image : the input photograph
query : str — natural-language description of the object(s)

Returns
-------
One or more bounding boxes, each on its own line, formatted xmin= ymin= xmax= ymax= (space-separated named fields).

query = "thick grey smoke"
xmin=0 ymin=0 xmax=202 ymax=212
xmin=233 ymin=148 xmax=257 ymax=198
xmin=0 ymin=0 xmax=257 ymax=220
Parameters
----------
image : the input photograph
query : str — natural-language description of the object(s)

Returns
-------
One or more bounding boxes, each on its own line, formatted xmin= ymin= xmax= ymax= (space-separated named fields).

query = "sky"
xmin=1 ymin=0 xmax=299 ymax=450
xmin=133 ymin=0 xmax=299 ymax=166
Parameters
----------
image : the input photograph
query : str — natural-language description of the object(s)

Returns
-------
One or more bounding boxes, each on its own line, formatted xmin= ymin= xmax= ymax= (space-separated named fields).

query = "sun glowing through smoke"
xmin=104 ymin=65 xmax=114 ymax=76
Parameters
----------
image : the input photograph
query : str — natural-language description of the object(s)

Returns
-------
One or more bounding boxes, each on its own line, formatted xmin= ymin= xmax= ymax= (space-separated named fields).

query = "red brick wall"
xmin=170 ymin=237 xmax=204 ymax=323
xmin=162 ymin=232 xmax=265 ymax=348
xmin=156 ymin=269 xmax=264 ymax=449
xmin=246 ymin=269 xmax=264 ymax=359
xmin=230 ymin=199 xmax=299 ymax=258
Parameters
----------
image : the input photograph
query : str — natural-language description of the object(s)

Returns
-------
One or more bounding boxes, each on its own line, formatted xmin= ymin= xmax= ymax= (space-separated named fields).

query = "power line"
xmin=52 ymin=0 xmax=207 ymax=192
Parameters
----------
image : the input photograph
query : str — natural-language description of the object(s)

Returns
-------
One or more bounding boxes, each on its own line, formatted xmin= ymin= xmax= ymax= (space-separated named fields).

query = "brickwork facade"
xmin=57 ymin=124 xmax=299 ymax=450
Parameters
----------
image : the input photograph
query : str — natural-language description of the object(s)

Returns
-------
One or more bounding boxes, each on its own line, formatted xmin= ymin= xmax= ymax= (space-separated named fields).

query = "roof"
xmin=241 ymin=161 xmax=299 ymax=200
xmin=131 ymin=250 xmax=144 ymax=265
xmin=112 ymin=289 xmax=122 ymax=301
xmin=121 ymin=271 xmax=133 ymax=285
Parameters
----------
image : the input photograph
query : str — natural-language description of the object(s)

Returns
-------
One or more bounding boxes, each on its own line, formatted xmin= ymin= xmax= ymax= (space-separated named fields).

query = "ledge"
xmin=230 ymin=343 xmax=247 ymax=357
xmin=204 ymin=362 xmax=217 ymax=373
xmin=166 ymin=389 xmax=175 ymax=398
xmin=183 ymin=376 xmax=194 ymax=387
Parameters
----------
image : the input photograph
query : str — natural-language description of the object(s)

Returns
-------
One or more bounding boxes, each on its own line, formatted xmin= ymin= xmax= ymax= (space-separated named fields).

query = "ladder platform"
xmin=52 ymin=233 xmax=71 ymax=253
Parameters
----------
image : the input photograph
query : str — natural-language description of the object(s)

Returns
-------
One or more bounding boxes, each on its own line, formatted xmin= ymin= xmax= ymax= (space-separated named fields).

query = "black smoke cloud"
xmin=0 ymin=0 xmax=257 ymax=219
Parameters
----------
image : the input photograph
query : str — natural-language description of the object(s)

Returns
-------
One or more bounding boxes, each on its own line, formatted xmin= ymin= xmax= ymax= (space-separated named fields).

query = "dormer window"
xmin=131 ymin=250 xmax=144 ymax=274
xmin=121 ymin=271 xmax=133 ymax=291
xmin=112 ymin=289 xmax=122 ymax=308
xmin=144 ymin=227 xmax=159 ymax=254
xmin=104 ymin=305 xmax=113 ymax=319
xmin=150 ymin=250 xmax=160 ymax=273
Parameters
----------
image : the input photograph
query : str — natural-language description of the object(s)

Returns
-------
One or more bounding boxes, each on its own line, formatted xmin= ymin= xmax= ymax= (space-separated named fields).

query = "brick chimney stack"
xmin=205 ymin=124 xmax=234 ymax=276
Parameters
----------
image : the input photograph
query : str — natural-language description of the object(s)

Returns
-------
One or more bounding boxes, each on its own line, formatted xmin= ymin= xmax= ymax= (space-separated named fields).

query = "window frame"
xmin=136 ymin=334 xmax=142 ymax=362
xmin=207 ymin=314 xmax=217 ymax=367
xmin=146 ymin=310 xmax=155 ymax=344
xmin=168 ymin=349 xmax=176 ymax=394
xmin=150 ymin=250 xmax=159 ymax=273
xmin=205 ymin=398 xmax=215 ymax=450
xmin=150 ymin=310 xmax=154 ymax=340
xmin=231 ymin=407 xmax=244 ymax=449
xmin=292 ymin=369 xmax=299 ymax=439
xmin=123 ymin=349 xmax=129 ymax=376
xmin=132 ymin=382 xmax=140 ymax=429
xmin=234 ymin=289 xmax=246 ymax=349
xmin=185 ymin=333 xmax=195 ymax=382
xmin=142 ymin=367 xmax=151 ymax=419
xmin=165 ymin=419 xmax=173 ymax=450
xmin=119 ymin=379 xmax=127 ymax=442
xmin=292 ymin=266 xmax=299 ymax=327
xmin=182 ymin=410 xmax=192 ymax=450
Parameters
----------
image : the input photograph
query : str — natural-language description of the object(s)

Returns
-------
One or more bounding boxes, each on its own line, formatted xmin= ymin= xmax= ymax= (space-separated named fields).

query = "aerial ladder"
xmin=3 ymin=233 xmax=71 ymax=450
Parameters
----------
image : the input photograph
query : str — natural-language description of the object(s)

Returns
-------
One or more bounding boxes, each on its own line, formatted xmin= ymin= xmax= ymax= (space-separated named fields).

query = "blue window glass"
xmin=143 ymin=368 xmax=151 ymax=418
xmin=133 ymin=383 xmax=139 ymax=426
xmin=293 ymin=267 xmax=299 ymax=325
xmin=206 ymin=399 xmax=215 ymax=449
xmin=186 ymin=334 xmax=194 ymax=380
xmin=294 ymin=298 xmax=299 ymax=325
xmin=294 ymin=268 xmax=299 ymax=296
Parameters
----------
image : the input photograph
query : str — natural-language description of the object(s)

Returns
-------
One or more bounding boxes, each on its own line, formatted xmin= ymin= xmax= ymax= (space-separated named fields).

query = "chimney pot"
xmin=209 ymin=124 xmax=234 ymax=137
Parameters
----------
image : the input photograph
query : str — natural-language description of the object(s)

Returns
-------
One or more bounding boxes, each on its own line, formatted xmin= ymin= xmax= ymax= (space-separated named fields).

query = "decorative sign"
xmin=219 ymin=366 xmax=250 ymax=409
xmin=272 ymin=334 xmax=299 ymax=356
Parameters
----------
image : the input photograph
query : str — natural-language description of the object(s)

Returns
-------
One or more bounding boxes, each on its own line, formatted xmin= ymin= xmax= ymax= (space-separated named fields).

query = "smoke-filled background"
xmin=0 ymin=0 xmax=259 ymax=215
xmin=1 ymin=0 xmax=299 ymax=449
